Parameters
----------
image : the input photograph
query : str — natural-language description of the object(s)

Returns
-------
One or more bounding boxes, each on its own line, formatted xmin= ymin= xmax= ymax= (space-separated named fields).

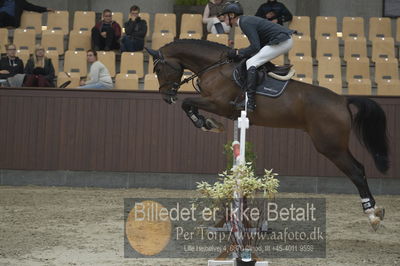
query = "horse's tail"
xmin=347 ymin=97 xmax=389 ymax=173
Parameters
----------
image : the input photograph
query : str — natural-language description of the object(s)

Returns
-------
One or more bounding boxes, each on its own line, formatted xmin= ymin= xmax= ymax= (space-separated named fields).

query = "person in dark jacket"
xmin=255 ymin=0 xmax=292 ymax=25
xmin=121 ymin=5 xmax=147 ymax=52
xmin=0 ymin=0 xmax=53 ymax=28
xmin=0 ymin=43 xmax=23 ymax=79
xmin=92 ymin=9 xmax=122 ymax=51
xmin=222 ymin=1 xmax=294 ymax=111
xmin=23 ymin=45 xmax=55 ymax=87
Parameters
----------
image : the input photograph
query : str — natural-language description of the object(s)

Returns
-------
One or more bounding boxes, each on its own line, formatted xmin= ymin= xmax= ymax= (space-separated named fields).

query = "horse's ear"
xmin=145 ymin=48 xmax=159 ymax=59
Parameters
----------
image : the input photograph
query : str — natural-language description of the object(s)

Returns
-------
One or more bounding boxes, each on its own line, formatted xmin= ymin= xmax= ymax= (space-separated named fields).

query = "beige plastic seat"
xmin=115 ymin=74 xmax=139 ymax=90
xmin=291 ymin=57 xmax=313 ymax=84
xmin=13 ymin=29 xmax=36 ymax=54
xmin=57 ymin=72 xmax=81 ymax=88
xmin=16 ymin=49 xmax=30 ymax=65
xmin=377 ymin=80 xmax=400 ymax=96
xmin=318 ymin=57 xmax=342 ymax=94
xmin=375 ymin=58 xmax=399 ymax=86
xmin=0 ymin=28 xmax=8 ymax=53
xmin=111 ymin=12 xmax=123 ymax=28
xmin=343 ymin=36 xmax=367 ymax=62
xmin=73 ymin=11 xmax=96 ymax=31
xmin=151 ymin=32 xmax=174 ymax=50
xmin=346 ymin=57 xmax=371 ymax=95
xmin=206 ymin=33 xmax=229 ymax=46
xmin=179 ymin=32 xmax=202 ymax=40
xmin=288 ymin=35 xmax=311 ymax=62
xmin=97 ymin=51 xmax=116 ymax=77
xmin=45 ymin=50 xmax=59 ymax=76
xmin=139 ymin=12 xmax=150 ymax=37
xmin=397 ymin=18 xmax=400 ymax=42
xmin=19 ymin=11 xmax=42 ymax=34
xmin=342 ymin=17 xmax=365 ymax=39
xmin=234 ymin=33 xmax=249 ymax=49
xmin=371 ymin=37 xmax=395 ymax=62
xmin=154 ymin=13 xmax=176 ymax=36
xmin=68 ymin=30 xmax=91 ymax=52
xmin=41 ymin=30 xmax=65 ymax=55
xmin=63 ymin=50 xmax=87 ymax=77
xmin=315 ymin=16 xmax=337 ymax=39
xmin=120 ymin=52 xmax=144 ymax=78
xmin=144 ymin=74 xmax=159 ymax=91
xmin=316 ymin=36 xmax=339 ymax=61
xmin=181 ymin=14 xmax=203 ymax=37
xmin=289 ymin=16 xmax=310 ymax=37
xmin=47 ymin=10 xmax=69 ymax=35
xmin=369 ymin=17 xmax=392 ymax=40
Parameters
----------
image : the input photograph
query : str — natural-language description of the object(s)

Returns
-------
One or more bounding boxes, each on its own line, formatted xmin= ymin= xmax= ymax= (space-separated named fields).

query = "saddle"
xmin=233 ymin=60 xmax=295 ymax=98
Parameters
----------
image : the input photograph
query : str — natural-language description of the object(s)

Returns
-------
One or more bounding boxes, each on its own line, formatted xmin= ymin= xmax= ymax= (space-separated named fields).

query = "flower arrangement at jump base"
xmin=197 ymin=163 xmax=280 ymax=265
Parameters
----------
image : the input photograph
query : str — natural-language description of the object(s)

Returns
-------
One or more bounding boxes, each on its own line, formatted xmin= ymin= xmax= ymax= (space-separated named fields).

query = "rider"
xmin=221 ymin=1 xmax=294 ymax=112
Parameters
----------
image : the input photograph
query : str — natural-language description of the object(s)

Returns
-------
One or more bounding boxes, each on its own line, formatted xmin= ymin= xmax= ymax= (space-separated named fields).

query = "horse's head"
xmin=146 ymin=48 xmax=183 ymax=104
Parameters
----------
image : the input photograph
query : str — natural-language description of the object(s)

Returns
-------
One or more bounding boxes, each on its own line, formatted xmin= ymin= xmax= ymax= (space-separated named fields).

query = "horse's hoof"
xmin=374 ymin=207 xmax=385 ymax=221
xmin=205 ymin=118 xmax=224 ymax=133
xmin=370 ymin=216 xmax=381 ymax=231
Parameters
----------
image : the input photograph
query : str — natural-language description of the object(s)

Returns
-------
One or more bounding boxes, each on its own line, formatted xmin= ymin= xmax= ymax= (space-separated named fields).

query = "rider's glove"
xmin=227 ymin=49 xmax=242 ymax=61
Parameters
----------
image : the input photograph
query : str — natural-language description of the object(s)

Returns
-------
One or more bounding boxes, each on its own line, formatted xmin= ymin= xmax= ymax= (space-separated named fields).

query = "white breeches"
xmin=246 ymin=37 xmax=293 ymax=70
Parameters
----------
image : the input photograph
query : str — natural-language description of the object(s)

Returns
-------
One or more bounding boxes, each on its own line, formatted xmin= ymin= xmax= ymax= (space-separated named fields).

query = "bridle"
xmin=154 ymin=50 xmax=231 ymax=95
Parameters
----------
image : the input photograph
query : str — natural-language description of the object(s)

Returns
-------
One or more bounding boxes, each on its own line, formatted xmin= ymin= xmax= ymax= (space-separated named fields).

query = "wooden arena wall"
xmin=0 ymin=88 xmax=398 ymax=179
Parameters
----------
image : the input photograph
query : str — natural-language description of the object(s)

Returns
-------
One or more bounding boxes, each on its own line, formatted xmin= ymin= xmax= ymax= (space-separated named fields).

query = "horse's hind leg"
xmin=181 ymin=97 xmax=226 ymax=133
xmin=309 ymin=128 xmax=384 ymax=230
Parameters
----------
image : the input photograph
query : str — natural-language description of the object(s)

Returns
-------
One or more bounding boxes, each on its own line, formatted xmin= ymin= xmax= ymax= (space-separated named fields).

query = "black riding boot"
xmin=246 ymin=66 xmax=257 ymax=112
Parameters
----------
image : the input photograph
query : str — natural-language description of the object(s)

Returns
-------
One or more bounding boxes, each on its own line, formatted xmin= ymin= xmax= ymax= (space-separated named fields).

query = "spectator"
xmin=255 ymin=0 xmax=293 ymax=25
xmin=92 ymin=9 xmax=122 ymax=51
xmin=78 ymin=50 xmax=113 ymax=89
xmin=0 ymin=43 xmax=24 ymax=87
xmin=121 ymin=5 xmax=147 ymax=52
xmin=203 ymin=0 xmax=230 ymax=34
xmin=23 ymin=45 xmax=55 ymax=87
xmin=0 ymin=0 xmax=54 ymax=28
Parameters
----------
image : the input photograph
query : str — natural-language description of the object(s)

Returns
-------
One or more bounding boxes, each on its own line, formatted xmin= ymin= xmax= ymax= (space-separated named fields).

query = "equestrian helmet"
xmin=221 ymin=1 xmax=243 ymax=16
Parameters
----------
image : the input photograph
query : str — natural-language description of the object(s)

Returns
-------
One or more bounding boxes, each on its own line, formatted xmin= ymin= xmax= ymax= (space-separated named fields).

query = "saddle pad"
xmin=233 ymin=68 xmax=289 ymax=98
xmin=255 ymin=75 xmax=289 ymax=98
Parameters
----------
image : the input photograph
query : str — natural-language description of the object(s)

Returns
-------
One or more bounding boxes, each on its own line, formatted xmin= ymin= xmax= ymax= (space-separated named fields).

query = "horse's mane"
xmin=161 ymin=39 xmax=230 ymax=52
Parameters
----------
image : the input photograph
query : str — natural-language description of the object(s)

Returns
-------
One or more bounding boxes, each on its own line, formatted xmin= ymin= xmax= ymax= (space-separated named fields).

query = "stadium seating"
xmin=112 ymin=12 xmax=124 ymax=28
xmin=154 ymin=13 xmax=176 ymax=36
xmin=375 ymin=58 xmax=399 ymax=86
xmin=291 ymin=57 xmax=313 ymax=84
xmin=369 ymin=17 xmax=392 ymax=40
xmin=68 ymin=30 xmax=91 ymax=52
xmin=73 ymin=11 xmax=96 ymax=31
xmin=41 ymin=30 xmax=65 ymax=55
xmin=234 ymin=33 xmax=250 ymax=49
xmin=45 ymin=50 xmax=59 ymax=76
xmin=180 ymin=14 xmax=203 ymax=38
xmin=57 ymin=72 xmax=81 ymax=88
xmin=0 ymin=28 xmax=8 ymax=53
xmin=377 ymin=80 xmax=400 ymax=96
xmin=179 ymin=32 xmax=202 ymax=40
xmin=207 ymin=34 xmax=229 ymax=46
xmin=318 ymin=57 xmax=342 ymax=94
xmin=120 ymin=52 xmax=144 ymax=78
xmin=151 ymin=32 xmax=174 ymax=49
xmin=19 ymin=11 xmax=42 ymax=34
xmin=346 ymin=57 xmax=372 ymax=95
xmin=47 ymin=10 xmax=69 ymax=35
xmin=144 ymin=74 xmax=159 ymax=91
xmin=371 ymin=37 xmax=395 ymax=63
xmin=316 ymin=36 xmax=339 ymax=61
xmin=289 ymin=16 xmax=310 ymax=37
xmin=342 ymin=17 xmax=365 ymax=39
xmin=288 ymin=35 xmax=312 ymax=62
xmin=115 ymin=74 xmax=139 ymax=90
xmin=15 ymin=49 xmax=30 ymax=65
xmin=343 ymin=37 xmax=367 ymax=62
xmin=13 ymin=29 xmax=36 ymax=54
xmin=315 ymin=16 xmax=337 ymax=39
xmin=63 ymin=50 xmax=87 ymax=77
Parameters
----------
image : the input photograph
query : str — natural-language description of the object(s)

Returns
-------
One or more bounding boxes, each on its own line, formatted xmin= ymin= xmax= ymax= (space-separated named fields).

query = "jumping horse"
xmin=146 ymin=39 xmax=388 ymax=230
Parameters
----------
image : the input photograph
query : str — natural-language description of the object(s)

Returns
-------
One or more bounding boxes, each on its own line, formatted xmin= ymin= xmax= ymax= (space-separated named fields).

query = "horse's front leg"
xmin=181 ymin=97 xmax=225 ymax=133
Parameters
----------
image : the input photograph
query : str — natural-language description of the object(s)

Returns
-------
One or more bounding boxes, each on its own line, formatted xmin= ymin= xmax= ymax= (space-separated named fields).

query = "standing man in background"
xmin=255 ymin=0 xmax=292 ymax=25
xmin=0 ymin=0 xmax=53 ymax=28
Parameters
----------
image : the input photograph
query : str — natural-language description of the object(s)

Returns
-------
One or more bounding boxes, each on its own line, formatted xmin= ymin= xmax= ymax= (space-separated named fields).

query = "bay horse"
xmin=146 ymin=39 xmax=388 ymax=230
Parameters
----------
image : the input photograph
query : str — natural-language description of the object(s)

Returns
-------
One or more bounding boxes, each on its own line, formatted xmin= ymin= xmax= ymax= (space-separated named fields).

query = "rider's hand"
xmin=227 ymin=49 xmax=241 ymax=61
